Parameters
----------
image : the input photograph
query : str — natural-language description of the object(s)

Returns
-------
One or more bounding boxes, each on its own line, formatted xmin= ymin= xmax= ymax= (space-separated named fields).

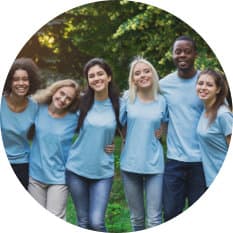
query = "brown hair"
xmin=3 ymin=57 xmax=41 ymax=95
xmin=197 ymin=69 xmax=230 ymax=124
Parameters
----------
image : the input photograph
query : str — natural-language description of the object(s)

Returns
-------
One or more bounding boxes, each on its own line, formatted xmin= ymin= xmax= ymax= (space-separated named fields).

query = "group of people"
xmin=0 ymin=35 xmax=232 ymax=232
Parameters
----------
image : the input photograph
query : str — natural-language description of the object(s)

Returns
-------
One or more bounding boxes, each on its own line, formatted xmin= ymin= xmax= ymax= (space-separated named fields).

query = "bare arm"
xmin=155 ymin=122 xmax=168 ymax=139
xmin=226 ymin=134 xmax=231 ymax=146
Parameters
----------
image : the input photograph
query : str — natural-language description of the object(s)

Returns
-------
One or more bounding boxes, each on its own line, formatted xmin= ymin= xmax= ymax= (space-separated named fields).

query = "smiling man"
xmin=159 ymin=36 xmax=207 ymax=221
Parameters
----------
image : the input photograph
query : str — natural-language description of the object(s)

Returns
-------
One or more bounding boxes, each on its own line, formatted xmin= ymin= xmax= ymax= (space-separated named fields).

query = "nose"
xmin=18 ymin=79 xmax=24 ymax=85
xmin=200 ymin=84 xmax=207 ymax=90
xmin=139 ymin=72 xmax=146 ymax=78
xmin=179 ymin=51 xmax=186 ymax=57
xmin=60 ymin=95 xmax=66 ymax=102
xmin=93 ymin=75 xmax=100 ymax=81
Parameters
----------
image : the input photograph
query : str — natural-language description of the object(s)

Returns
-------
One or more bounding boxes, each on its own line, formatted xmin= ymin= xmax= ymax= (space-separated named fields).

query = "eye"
xmin=184 ymin=48 xmax=192 ymax=54
xmin=97 ymin=71 xmax=105 ymax=76
xmin=197 ymin=81 xmax=204 ymax=85
xmin=206 ymin=83 xmax=214 ymax=87
xmin=12 ymin=76 xmax=29 ymax=82
xmin=174 ymin=49 xmax=181 ymax=55
xmin=21 ymin=76 xmax=29 ymax=81
xmin=88 ymin=74 xmax=95 ymax=79
xmin=144 ymin=68 xmax=150 ymax=74
xmin=66 ymin=97 xmax=72 ymax=102
xmin=60 ymin=91 xmax=66 ymax=96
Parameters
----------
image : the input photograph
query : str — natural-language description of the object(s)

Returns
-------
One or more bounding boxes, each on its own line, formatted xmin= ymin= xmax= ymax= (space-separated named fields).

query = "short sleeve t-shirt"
xmin=197 ymin=105 xmax=233 ymax=187
xmin=120 ymin=94 xmax=167 ymax=174
xmin=159 ymin=71 xmax=204 ymax=162
xmin=0 ymin=96 xmax=38 ymax=164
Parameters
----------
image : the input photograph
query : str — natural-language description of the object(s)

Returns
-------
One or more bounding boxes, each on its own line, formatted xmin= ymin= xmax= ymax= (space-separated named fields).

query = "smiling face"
xmin=87 ymin=64 xmax=111 ymax=94
xmin=11 ymin=69 xmax=30 ymax=97
xmin=51 ymin=86 xmax=76 ymax=111
xmin=173 ymin=40 xmax=197 ymax=76
xmin=132 ymin=62 xmax=153 ymax=90
xmin=196 ymin=74 xmax=220 ymax=104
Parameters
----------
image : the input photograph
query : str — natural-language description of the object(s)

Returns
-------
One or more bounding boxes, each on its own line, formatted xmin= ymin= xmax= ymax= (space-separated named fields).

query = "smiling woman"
xmin=196 ymin=69 xmax=233 ymax=187
xmin=0 ymin=1 xmax=232 ymax=233
xmin=65 ymin=58 xmax=122 ymax=232
xmin=0 ymin=57 xmax=41 ymax=189
xmin=28 ymin=79 xmax=80 ymax=219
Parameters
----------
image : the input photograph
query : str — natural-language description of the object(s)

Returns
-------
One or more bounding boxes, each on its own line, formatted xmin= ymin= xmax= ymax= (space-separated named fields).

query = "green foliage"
xmin=17 ymin=0 xmax=222 ymax=90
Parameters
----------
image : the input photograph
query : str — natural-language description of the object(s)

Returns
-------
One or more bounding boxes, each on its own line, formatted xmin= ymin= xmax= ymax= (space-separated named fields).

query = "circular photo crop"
xmin=0 ymin=1 xmax=232 ymax=233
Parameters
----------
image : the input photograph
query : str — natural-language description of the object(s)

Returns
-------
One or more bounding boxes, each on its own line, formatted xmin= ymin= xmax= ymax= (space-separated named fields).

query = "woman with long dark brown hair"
xmin=196 ymin=69 xmax=232 ymax=187
xmin=66 ymin=58 xmax=121 ymax=232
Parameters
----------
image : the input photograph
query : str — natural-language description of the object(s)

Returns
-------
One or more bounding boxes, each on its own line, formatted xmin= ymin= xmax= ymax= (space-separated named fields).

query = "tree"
xmin=17 ymin=0 xmax=222 ymax=90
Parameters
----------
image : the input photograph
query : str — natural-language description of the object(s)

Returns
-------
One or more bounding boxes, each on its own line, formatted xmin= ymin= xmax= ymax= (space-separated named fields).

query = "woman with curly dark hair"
xmin=0 ymin=57 xmax=41 ymax=189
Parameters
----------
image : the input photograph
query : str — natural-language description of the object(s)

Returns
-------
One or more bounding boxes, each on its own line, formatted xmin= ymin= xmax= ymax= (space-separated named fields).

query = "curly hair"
xmin=3 ymin=57 xmax=41 ymax=95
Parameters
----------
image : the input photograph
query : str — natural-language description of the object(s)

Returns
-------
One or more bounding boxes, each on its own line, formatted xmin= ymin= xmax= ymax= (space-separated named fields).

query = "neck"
xmin=9 ymin=92 xmax=27 ymax=104
xmin=178 ymin=68 xmax=197 ymax=79
xmin=204 ymin=98 xmax=216 ymax=115
xmin=6 ymin=93 xmax=28 ymax=112
xmin=95 ymin=90 xmax=109 ymax=101
xmin=48 ymin=104 xmax=67 ymax=118
xmin=137 ymin=89 xmax=154 ymax=102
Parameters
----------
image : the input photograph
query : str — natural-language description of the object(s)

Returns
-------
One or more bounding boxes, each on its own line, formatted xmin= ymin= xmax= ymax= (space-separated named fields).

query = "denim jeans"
xmin=121 ymin=171 xmax=163 ymax=231
xmin=66 ymin=170 xmax=113 ymax=232
xmin=163 ymin=159 xmax=207 ymax=221
xmin=11 ymin=163 xmax=29 ymax=190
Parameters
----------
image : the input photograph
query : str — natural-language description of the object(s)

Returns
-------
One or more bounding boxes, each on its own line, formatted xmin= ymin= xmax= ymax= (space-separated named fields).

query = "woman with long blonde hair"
xmin=120 ymin=57 xmax=167 ymax=231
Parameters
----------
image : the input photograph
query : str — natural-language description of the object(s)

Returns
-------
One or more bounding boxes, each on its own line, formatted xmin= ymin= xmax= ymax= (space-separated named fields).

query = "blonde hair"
xmin=32 ymin=79 xmax=80 ymax=112
xmin=128 ymin=56 xmax=160 ymax=103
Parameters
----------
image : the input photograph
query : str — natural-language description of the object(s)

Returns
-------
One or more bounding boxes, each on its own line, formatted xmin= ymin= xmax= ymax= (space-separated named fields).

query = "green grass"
xmin=66 ymin=136 xmax=132 ymax=233
xmin=65 ymin=136 xmax=188 ymax=232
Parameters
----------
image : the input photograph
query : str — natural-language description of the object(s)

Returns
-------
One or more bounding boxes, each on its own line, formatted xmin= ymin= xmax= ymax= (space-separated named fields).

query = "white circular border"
xmin=0 ymin=1 xmax=232 ymax=232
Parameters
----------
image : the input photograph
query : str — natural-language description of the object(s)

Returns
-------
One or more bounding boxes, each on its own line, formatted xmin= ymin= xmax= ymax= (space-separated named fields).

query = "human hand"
xmin=104 ymin=143 xmax=115 ymax=154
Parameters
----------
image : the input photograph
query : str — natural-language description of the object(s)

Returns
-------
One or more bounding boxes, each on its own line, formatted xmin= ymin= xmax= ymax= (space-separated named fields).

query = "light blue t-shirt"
xmin=159 ymin=71 xmax=204 ymax=162
xmin=120 ymin=94 xmax=167 ymax=174
xmin=30 ymin=104 xmax=78 ymax=184
xmin=0 ymin=96 xmax=38 ymax=164
xmin=197 ymin=105 xmax=233 ymax=187
xmin=66 ymin=98 xmax=117 ymax=179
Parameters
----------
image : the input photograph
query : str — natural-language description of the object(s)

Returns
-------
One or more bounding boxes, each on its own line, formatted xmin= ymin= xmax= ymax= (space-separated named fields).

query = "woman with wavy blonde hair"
xmin=28 ymin=79 xmax=80 ymax=220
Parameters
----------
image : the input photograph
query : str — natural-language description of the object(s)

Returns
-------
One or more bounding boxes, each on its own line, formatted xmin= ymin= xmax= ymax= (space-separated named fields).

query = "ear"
xmin=194 ymin=51 xmax=198 ymax=59
xmin=107 ymin=76 xmax=112 ymax=82
xmin=216 ymin=87 xmax=221 ymax=94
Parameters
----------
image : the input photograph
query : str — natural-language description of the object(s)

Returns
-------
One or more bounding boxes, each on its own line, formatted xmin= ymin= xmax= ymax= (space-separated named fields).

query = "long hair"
xmin=198 ymin=69 xmax=230 ymax=124
xmin=3 ymin=57 xmax=41 ymax=96
xmin=32 ymin=79 xmax=80 ymax=113
xmin=77 ymin=58 xmax=121 ymax=132
xmin=128 ymin=56 xmax=160 ymax=103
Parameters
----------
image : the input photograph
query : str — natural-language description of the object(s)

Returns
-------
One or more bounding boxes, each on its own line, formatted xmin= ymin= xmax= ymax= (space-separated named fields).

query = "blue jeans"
xmin=163 ymin=159 xmax=207 ymax=221
xmin=66 ymin=170 xmax=113 ymax=232
xmin=11 ymin=163 xmax=29 ymax=190
xmin=121 ymin=171 xmax=163 ymax=231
